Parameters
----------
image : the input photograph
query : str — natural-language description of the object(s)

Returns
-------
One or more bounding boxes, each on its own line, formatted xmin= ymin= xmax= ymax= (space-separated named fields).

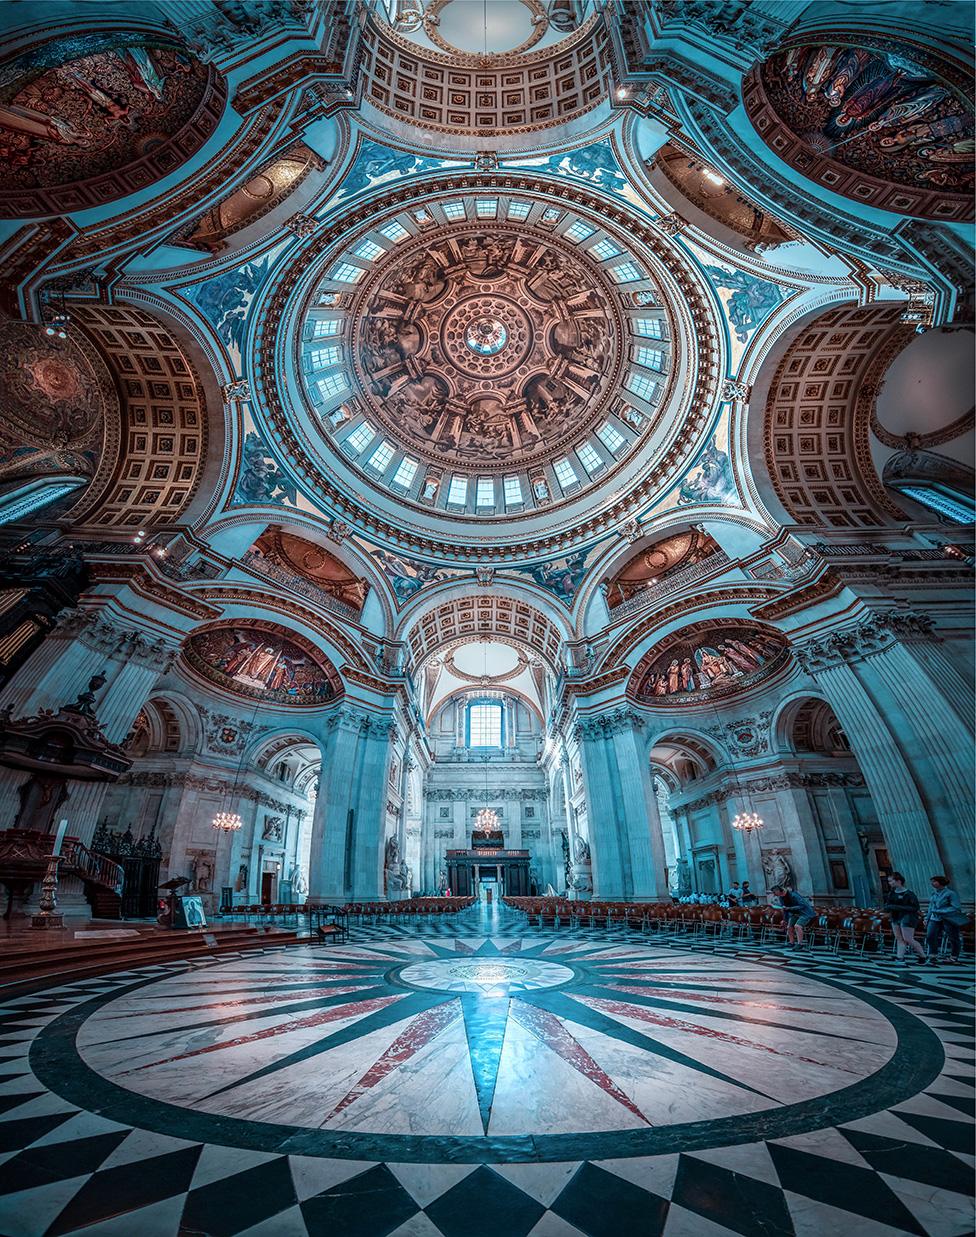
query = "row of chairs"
xmin=503 ymin=897 xmax=974 ymax=957
xmin=221 ymin=897 xmax=476 ymax=927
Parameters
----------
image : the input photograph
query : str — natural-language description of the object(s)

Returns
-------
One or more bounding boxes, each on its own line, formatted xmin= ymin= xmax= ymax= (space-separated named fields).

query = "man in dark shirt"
xmin=770 ymin=884 xmax=815 ymax=947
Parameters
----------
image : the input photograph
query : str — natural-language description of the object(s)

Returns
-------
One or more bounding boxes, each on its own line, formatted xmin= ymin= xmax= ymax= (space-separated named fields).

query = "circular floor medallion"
xmin=30 ymin=934 xmax=943 ymax=1165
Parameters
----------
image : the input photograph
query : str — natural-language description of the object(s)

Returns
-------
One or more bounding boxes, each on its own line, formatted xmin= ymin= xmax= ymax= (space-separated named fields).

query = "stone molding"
xmin=794 ymin=610 xmax=936 ymax=674
xmin=680 ymin=770 xmax=866 ymax=813
xmin=53 ymin=610 xmax=176 ymax=672
xmin=116 ymin=771 xmax=306 ymax=817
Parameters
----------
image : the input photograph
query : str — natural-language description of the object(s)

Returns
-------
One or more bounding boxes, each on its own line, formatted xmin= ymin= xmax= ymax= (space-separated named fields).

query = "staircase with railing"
xmin=61 ymin=838 xmax=125 ymax=918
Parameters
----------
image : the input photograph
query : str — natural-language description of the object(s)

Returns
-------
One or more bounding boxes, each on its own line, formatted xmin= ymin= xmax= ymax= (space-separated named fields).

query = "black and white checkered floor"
xmin=0 ymin=907 xmax=971 ymax=1237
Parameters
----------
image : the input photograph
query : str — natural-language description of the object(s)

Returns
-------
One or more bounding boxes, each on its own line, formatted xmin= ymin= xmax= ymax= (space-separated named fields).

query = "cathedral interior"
xmin=0 ymin=2 xmax=972 ymax=1235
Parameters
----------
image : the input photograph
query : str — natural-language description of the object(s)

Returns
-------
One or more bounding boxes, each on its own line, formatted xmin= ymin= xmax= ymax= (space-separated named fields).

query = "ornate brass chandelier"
xmin=731 ymin=809 xmax=764 ymax=832
xmin=212 ymin=810 xmax=243 ymax=833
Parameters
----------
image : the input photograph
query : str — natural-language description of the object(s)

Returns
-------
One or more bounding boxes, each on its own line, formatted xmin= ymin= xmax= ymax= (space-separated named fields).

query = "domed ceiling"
xmin=255 ymin=176 xmax=721 ymax=562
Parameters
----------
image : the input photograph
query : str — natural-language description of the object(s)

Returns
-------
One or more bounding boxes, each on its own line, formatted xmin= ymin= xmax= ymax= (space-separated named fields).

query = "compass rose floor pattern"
xmin=0 ymin=906 xmax=972 ymax=1237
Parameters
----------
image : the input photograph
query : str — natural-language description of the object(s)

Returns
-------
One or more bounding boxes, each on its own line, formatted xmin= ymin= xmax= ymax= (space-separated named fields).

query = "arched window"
xmin=466 ymin=698 xmax=503 ymax=749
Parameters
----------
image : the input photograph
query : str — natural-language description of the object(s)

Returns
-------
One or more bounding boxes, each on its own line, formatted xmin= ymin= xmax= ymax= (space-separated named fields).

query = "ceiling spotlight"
xmin=616 ymin=87 xmax=629 ymax=99
xmin=703 ymin=170 xmax=725 ymax=186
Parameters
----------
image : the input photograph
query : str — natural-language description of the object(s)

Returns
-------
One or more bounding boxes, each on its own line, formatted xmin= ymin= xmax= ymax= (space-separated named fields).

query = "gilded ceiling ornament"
xmin=350 ymin=224 xmax=625 ymax=470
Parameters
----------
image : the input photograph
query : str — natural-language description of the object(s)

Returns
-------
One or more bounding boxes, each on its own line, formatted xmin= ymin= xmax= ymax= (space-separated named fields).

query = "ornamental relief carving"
xmin=53 ymin=610 xmax=177 ymax=672
xmin=793 ymin=609 xmax=935 ymax=673
xmin=351 ymin=225 xmax=624 ymax=470
xmin=255 ymin=173 xmax=720 ymax=561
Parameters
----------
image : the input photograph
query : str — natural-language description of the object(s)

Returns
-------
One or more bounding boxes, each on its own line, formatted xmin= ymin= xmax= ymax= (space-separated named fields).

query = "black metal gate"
xmin=91 ymin=821 xmax=162 ymax=919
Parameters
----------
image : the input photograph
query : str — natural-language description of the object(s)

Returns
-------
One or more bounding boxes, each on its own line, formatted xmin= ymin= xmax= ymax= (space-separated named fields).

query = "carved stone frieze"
xmin=426 ymin=787 xmax=547 ymax=801
xmin=794 ymin=610 xmax=937 ymax=675
xmin=53 ymin=610 xmax=177 ymax=672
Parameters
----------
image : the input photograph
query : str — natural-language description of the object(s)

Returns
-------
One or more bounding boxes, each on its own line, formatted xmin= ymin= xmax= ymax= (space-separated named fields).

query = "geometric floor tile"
xmin=0 ymin=907 xmax=970 ymax=1236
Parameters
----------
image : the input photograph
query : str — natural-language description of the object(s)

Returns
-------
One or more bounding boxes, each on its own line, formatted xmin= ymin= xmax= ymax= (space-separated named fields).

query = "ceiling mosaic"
xmin=0 ymin=321 xmax=110 ymax=485
xmin=182 ymin=624 xmax=341 ymax=707
xmin=748 ymin=38 xmax=974 ymax=220
xmin=632 ymin=621 xmax=790 ymax=706
xmin=0 ymin=33 xmax=223 ymax=216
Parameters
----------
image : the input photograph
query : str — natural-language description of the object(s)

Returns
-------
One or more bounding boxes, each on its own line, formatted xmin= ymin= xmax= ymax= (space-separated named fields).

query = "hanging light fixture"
xmin=474 ymin=640 xmax=500 ymax=834
xmin=731 ymin=808 xmax=764 ymax=833
xmin=211 ymin=701 xmax=260 ymax=834
xmin=212 ymin=810 xmax=244 ymax=833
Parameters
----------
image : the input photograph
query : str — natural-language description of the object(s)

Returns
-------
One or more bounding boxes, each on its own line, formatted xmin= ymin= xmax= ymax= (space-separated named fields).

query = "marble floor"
xmin=0 ymin=904 xmax=972 ymax=1236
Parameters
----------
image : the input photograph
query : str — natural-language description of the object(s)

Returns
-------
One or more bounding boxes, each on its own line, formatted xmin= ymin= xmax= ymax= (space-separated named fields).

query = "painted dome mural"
xmin=255 ymin=177 xmax=720 ymax=559
xmin=747 ymin=39 xmax=974 ymax=220
xmin=182 ymin=625 xmax=341 ymax=706
xmin=632 ymin=622 xmax=790 ymax=705
xmin=0 ymin=32 xmax=224 ymax=216
xmin=352 ymin=225 xmax=625 ymax=467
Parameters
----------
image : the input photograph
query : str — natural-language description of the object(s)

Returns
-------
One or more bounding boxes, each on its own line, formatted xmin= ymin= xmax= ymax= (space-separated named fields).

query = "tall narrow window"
xmin=468 ymin=700 xmax=503 ymax=748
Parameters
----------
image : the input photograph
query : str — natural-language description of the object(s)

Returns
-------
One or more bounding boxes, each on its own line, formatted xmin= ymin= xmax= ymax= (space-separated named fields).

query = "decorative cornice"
xmin=86 ymin=561 xmax=219 ymax=622
xmin=680 ymin=770 xmax=866 ymax=813
xmin=793 ymin=610 xmax=937 ymax=675
xmin=53 ymin=611 xmax=177 ymax=672
xmin=117 ymin=770 xmax=306 ymax=816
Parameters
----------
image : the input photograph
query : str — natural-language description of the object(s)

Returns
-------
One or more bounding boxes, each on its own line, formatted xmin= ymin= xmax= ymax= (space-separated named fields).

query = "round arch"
xmin=744 ymin=300 xmax=913 ymax=530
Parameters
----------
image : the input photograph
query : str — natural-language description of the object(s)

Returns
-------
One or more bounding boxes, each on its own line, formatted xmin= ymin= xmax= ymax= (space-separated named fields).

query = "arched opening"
xmin=251 ymin=735 xmax=322 ymax=906
xmin=650 ymin=734 xmax=725 ymax=897
xmin=776 ymin=696 xmax=889 ymax=907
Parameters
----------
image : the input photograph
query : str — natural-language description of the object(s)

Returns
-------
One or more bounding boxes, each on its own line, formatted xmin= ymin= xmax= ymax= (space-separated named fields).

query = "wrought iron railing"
xmin=608 ymin=550 xmax=732 ymax=620
xmin=62 ymin=838 xmax=125 ymax=898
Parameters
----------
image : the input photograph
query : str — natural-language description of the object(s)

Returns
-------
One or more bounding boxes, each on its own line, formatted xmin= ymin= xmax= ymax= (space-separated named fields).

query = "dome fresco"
xmin=0 ymin=32 xmax=222 ymax=215
xmin=253 ymin=175 xmax=721 ymax=558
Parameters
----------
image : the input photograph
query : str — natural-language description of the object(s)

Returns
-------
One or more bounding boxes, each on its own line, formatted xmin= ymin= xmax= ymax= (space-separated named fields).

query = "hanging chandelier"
xmin=474 ymin=805 xmax=500 ymax=832
xmin=731 ymin=809 xmax=764 ymax=833
xmin=212 ymin=810 xmax=243 ymax=833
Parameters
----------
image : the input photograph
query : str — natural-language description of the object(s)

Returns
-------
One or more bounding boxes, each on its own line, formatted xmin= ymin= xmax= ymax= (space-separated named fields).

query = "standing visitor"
xmin=883 ymin=873 xmax=925 ymax=964
xmin=925 ymin=875 xmax=966 ymax=965
xmin=769 ymin=884 xmax=815 ymax=948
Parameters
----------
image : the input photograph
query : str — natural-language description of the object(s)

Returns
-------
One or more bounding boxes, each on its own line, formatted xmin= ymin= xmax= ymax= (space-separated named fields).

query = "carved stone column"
xmin=0 ymin=609 xmax=175 ymax=743
xmin=574 ymin=709 xmax=669 ymax=901
xmin=795 ymin=611 xmax=971 ymax=892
